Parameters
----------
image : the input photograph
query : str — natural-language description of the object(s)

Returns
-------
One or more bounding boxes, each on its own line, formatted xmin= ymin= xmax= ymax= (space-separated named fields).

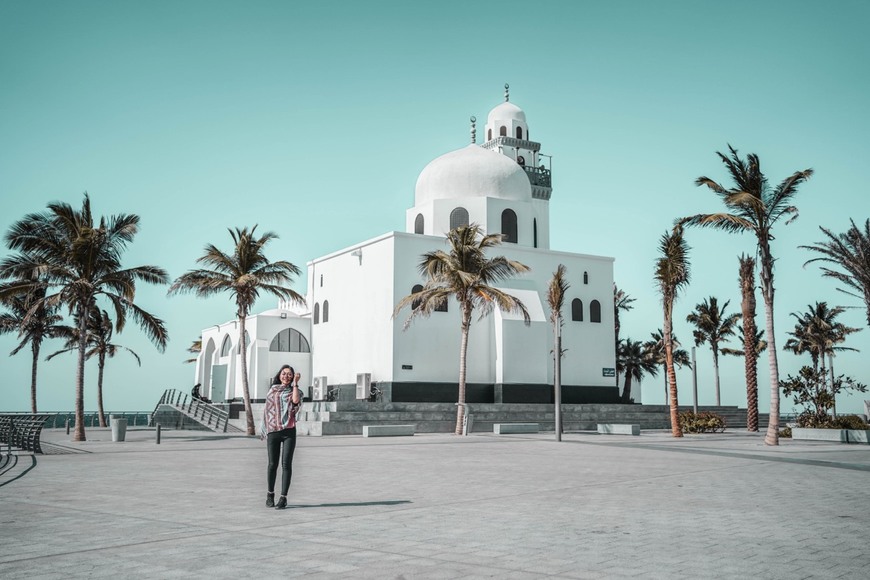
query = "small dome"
xmin=415 ymin=144 xmax=532 ymax=205
xmin=487 ymin=101 xmax=526 ymax=125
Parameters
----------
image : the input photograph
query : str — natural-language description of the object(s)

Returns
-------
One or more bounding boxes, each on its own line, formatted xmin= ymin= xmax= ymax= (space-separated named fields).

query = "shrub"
xmin=832 ymin=415 xmax=870 ymax=430
xmin=678 ymin=411 xmax=727 ymax=434
xmin=779 ymin=426 xmax=792 ymax=438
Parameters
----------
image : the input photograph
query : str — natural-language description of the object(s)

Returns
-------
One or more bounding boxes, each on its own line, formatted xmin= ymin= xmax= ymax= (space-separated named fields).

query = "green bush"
xmin=678 ymin=411 xmax=727 ymax=434
xmin=832 ymin=415 xmax=870 ymax=430
xmin=779 ymin=426 xmax=792 ymax=438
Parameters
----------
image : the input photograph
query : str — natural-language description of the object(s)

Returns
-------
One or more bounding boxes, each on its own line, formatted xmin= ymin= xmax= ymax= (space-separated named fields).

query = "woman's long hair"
xmin=272 ymin=364 xmax=295 ymax=387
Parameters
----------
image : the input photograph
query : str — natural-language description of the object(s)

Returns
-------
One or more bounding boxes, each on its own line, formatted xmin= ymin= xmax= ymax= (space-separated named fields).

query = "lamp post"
xmin=691 ymin=346 xmax=698 ymax=414
xmin=829 ymin=351 xmax=837 ymax=418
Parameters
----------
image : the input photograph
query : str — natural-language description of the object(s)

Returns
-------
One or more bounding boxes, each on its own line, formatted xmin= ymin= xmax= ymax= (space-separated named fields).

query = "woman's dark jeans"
xmin=266 ymin=427 xmax=296 ymax=496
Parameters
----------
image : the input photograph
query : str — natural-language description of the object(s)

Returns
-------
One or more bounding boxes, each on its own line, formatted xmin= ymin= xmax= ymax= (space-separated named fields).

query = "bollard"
xmin=156 ymin=423 xmax=161 ymax=444
xmin=65 ymin=418 xmax=70 ymax=435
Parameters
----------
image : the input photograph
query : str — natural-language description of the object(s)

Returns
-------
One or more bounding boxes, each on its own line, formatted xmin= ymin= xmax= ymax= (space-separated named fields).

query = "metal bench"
xmin=0 ymin=414 xmax=51 ymax=454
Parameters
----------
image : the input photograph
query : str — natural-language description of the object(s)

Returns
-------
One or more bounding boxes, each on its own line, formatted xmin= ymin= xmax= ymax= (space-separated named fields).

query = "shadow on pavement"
xmin=288 ymin=500 xmax=412 ymax=509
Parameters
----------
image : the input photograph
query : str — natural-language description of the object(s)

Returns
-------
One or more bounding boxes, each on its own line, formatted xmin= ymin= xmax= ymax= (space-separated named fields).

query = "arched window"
xmin=313 ymin=303 xmax=320 ymax=325
xmin=533 ymin=218 xmax=538 ymax=248
xmin=590 ymin=300 xmax=601 ymax=323
xmin=449 ymin=207 xmax=469 ymax=230
xmin=414 ymin=213 xmax=424 ymax=234
xmin=516 ymin=126 xmax=523 ymax=139
xmin=488 ymin=128 xmax=492 ymax=141
xmin=237 ymin=331 xmax=250 ymax=354
xmin=584 ymin=271 xmax=589 ymax=284
xmin=571 ymin=299 xmax=583 ymax=322
xmin=220 ymin=335 xmax=232 ymax=357
xmin=501 ymin=209 xmax=517 ymax=243
xmin=270 ymin=328 xmax=310 ymax=353
xmin=499 ymin=125 xmax=506 ymax=137
xmin=411 ymin=284 xmax=424 ymax=310
xmin=323 ymin=300 xmax=329 ymax=323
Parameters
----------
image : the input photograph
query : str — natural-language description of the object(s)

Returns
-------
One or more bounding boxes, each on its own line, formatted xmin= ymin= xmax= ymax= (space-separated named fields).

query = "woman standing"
xmin=262 ymin=364 xmax=302 ymax=509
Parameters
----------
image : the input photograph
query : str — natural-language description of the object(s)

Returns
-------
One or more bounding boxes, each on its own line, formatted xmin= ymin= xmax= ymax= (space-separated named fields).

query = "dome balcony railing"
xmin=481 ymin=136 xmax=541 ymax=152
xmin=523 ymin=165 xmax=552 ymax=188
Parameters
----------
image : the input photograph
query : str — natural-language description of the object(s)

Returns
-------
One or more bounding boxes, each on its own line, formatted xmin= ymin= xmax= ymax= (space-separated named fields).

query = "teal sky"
xmin=2 ymin=0 xmax=869 ymax=415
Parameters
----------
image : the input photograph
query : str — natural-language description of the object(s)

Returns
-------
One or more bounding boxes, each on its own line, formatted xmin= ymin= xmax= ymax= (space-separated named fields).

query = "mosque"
xmin=193 ymin=86 xmax=619 ymax=406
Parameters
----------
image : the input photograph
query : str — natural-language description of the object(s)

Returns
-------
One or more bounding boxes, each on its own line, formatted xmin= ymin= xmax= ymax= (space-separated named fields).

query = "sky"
xmin=2 ymin=0 xmax=869 ymax=416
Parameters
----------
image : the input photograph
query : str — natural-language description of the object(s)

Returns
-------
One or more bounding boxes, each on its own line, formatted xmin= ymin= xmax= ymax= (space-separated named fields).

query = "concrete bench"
xmin=362 ymin=425 xmax=414 ymax=437
xmin=493 ymin=423 xmax=539 ymax=434
xmin=597 ymin=423 xmax=640 ymax=436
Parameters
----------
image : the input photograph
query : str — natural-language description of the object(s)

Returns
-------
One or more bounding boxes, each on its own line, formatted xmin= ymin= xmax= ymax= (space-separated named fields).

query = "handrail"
xmin=151 ymin=388 xmax=231 ymax=432
xmin=0 ymin=414 xmax=50 ymax=454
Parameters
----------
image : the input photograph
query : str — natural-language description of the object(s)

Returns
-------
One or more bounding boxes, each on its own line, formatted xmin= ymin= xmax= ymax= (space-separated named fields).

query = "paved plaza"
xmin=1 ymin=427 xmax=869 ymax=579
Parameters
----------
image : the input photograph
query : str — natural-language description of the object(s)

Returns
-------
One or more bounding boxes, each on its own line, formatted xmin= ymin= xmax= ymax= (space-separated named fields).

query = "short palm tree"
xmin=645 ymin=329 xmax=692 ymax=402
xmin=48 ymin=308 xmax=142 ymax=427
xmin=547 ymin=264 xmax=569 ymax=440
xmin=613 ymin=283 xmax=635 ymax=387
xmin=784 ymin=302 xmax=860 ymax=380
xmin=617 ymin=338 xmax=658 ymax=404
xmin=0 ymin=277 xmax=72 ymax=413
xmin=800 ymin=219 xmax=870 ymax=325
xmin=395 ymin=224 xmax=530 ymax=435
xmin=685 ymin=296 xmax=740 ymax=406
xmin=168 ymin=226 xmax=304 ymax=436
xmin=1 ymin=194 xmax=168 ymax=441
xmin=653 ymin=228 xmax=691 ymax=437
xmin=679 ymin=145 xmax=813 ymax=445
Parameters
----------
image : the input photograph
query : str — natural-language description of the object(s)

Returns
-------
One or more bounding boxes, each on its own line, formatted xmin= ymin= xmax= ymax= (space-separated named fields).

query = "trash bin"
xmin=111 ymin=415 xmax=127 ymax=442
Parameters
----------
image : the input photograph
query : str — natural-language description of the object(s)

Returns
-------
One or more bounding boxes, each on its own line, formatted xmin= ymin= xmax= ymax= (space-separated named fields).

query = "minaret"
xmin=481 ymin=83 xmax=552 ymax=201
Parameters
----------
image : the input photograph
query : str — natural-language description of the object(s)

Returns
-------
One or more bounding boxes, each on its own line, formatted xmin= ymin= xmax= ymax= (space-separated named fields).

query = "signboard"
xmin=602 ymin=368 xmax=616 ymax=377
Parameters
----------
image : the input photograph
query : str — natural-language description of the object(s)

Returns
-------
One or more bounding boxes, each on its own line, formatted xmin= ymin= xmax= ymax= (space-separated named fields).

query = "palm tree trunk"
xmin=30 ymin=342 xmax=39 ymax=413
xmin=739 ymin=256 xmax=758 ymax=431
xmin=74 ymin=303 xmax=88 ymax=442
xmin=239 ymin=315 xmax=254 ymax=435
xmin=759 ymin=246 xmax=780 ymax=446
xmin=712 ymin=347 xmax=721 ymax=406
xmin=665 ymin=316 xmax=682 ymax=438
xmin=622 ymin=372 xmax=633 ymax=404
xmin=97 ymin=353 xmax=107 ymax=428
xmin=455 ymin=302 xmax=471 ymax=435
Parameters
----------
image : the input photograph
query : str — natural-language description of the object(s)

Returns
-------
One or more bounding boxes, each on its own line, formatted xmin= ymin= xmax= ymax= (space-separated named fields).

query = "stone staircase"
xmin=229 ymin=401 xmax=770 ymax=436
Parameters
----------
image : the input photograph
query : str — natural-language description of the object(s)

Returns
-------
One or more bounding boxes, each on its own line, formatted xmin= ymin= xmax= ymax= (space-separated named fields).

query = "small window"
xmin=571 ymin=299 xmax=583 ymax=322
xmin=220 ymin=335 xmax=232 ymax=357
xmin=583 ymin=271 xmax=589 ymax=284
xmin=533 ymin=218 xmax=538 ymax=248
xmin=590 ymin=300 xmax=601 ymax=323
xmin=501 ymin=209 xmax=517 ymax=243
xmin=488 ymin=128 xmax=492 ymax=141
xmin=313 ymin=303 xmax=320 ymax=325
xmin=323 ymin=300 xmax=329 ymax=323
xmin=270 ymin=328 xmax=311 ymax=353
xmin=414 ymin=213 xmax=424 ymax=235
xmin=499 ymin=125 xmax=506 ymax=137
xmin=516 ymin=126 xmax=523 ymax=139
xmin=320 ymin=274 xmax=323 ymax=287
xmin=411 ymin=284 xmax=423 ymax=310
xmin=449 ymin=207 xmax=469 ymax=230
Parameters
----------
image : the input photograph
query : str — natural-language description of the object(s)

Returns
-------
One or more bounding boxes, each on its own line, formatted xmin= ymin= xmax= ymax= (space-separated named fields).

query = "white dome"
xmin=414 ymin=144 xmax=532 ymax=205
xmin=487 ymin=101 xmax=526 ymax=124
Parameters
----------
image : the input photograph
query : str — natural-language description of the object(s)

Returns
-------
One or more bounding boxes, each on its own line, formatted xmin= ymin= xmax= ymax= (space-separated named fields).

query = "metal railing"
xmin=0 ymin=411 xmax=151 ymax=429
xmin=0 ymin=414 xmax=50 ymax=454
xmin=150 ymin=388 xmax=230 ymax=432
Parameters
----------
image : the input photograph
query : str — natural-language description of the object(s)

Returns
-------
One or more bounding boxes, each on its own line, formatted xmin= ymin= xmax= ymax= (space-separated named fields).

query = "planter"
xmin=791 ymin=428 xmax=870 ymax=444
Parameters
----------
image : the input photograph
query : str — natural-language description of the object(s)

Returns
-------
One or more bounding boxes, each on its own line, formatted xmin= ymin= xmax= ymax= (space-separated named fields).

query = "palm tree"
xmin=721 ymin=324 xmax=767 ymax=431
xmin=800 ymin=219 xmax=870 ymax=325
xmin=617 ymin=338 xmax=658 ymax=404
xmin=613 ymin=283 xmax=635 ymax=387
xmin=394 ymin=224 xmax=530 ymax=435
xmin=168 ymin=226 xmax=304 ymax=436
xmin=1 ymin=194 xmax=168 ymax=441
xmin=547 ymin=264 xmax=569 ymax=441
xmin=679 ymin=145 xmax=813 ymax=445
xmin=646 ymin=330 xmax=692 ymax=402
xmin=784 ymin=302 xmax=860 ymax=381
xmin=685 ymin=296 xmax=740 ymax=406
xmin=653 ymin=228 xmax=691 ymax=438
xmin=48 ymin=308 xmax=142 ymax=427
xmin=184 ymin=338 xmax=202 ymax=364
xmin=0 ymin=278 xmax=72 ymax=413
